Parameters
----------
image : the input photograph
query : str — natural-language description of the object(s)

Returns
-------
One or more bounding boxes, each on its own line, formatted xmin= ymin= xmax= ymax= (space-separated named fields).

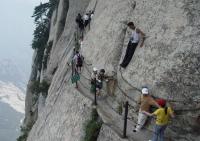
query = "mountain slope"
xmin=24 ymin=0 xmax=200 ymax=141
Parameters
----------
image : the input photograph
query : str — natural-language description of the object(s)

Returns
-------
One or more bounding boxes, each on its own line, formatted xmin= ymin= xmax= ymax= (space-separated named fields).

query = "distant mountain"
xmin=0 ymin=81 xmax=25 ymax=113
xmin=0 ymin=81 xmax=25 ymax=141
xmin=0 ymin=59 xmax=26 ymax=141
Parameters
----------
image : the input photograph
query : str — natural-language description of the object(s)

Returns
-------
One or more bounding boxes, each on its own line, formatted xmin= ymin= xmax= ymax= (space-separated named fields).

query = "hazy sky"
xmin=0 ymin=0 xmax=48 ymax=78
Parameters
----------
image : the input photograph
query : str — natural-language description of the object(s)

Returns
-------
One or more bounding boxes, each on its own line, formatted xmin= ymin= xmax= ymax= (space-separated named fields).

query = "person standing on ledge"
xmin=120 ymin=22 xmax=145 ymax=68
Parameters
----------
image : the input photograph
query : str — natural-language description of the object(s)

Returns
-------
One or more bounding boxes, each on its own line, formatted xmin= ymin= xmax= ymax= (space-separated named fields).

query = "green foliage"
xmin=117 ymin=102 xmax=123 ymax=115
xmin=40 ymin=80 xmax=50 ymax=98
xmin=31 ymin=0 xmax=59 ymax=74
xmin=30 ymin=81 xmax=40 ymax=94
xmin=48 ymin=0 xmax=59 ymax=18
xmin=32 ymin=2 xmax=50 ymax=24
xmin=83 ymin=109 xmax=102 ymax=141
xmin=17 ymin=122 xmax=34 ymax=141
xmin=43 ymin=41 xmax=53 ymax=69
xmin=32 ymin=21 xmax=50 ymax=50
xmin=30 ymin=80 xmax=50 ymax=102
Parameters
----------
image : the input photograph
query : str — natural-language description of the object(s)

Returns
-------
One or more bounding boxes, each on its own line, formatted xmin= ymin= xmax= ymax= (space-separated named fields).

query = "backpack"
xmin=77 ymin=54 xmax=83 ymax=66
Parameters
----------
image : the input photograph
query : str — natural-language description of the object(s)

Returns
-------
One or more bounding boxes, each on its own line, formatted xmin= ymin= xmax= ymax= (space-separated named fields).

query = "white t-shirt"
xmin=90 ymin=14 xmax=94 ymax=19
xmin=130 ymin=29 xmax=140 ymax=43
xmin=83 ymin=14 xmax=89 ymax=21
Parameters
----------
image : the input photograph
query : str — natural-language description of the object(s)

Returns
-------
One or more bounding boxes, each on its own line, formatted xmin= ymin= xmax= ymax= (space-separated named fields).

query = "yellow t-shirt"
xmin=153 ymin=107 xmax=173 ymax=125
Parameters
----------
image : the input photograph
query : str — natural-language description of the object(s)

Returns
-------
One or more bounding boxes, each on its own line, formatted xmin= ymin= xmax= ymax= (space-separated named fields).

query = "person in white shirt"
xmin=83 ymin=13 xmax=89 ymax=27
xmin=120 ymin=22 xmax=145 ymax=68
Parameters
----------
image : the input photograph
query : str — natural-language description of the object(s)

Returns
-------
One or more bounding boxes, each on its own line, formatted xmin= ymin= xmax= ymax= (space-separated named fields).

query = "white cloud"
xmin=0 ymin=81 xmax=25 ymax=114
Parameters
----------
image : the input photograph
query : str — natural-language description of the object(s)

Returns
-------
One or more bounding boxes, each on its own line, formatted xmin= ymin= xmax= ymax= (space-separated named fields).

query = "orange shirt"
xmin=138 ymin=95 xmax=158 ymax=112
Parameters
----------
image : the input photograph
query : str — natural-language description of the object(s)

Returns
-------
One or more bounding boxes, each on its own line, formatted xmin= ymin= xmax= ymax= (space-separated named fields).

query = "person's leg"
xmin=80 ymin=66 xmax=82 ymax=73
xmin=120 ymin=41 xmax=132 ymax=67
xmin=96 ymin=88 xmax=100 ymax=96
xmin=152 ymin=125 xmax=160 ymax=141
xmin=135 ymin=112 xmax=148 ymax=131
xmin=160 ymin=125 xmax=167 ymax=141
xmin=121 ymin=43 xmax=138 ymax=68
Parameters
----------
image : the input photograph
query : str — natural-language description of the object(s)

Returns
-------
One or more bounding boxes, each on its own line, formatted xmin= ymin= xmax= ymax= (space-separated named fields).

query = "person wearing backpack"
xmin=96 ymin=69 xmax=108 ymax=96
xmin=120 ymin=22 xmax=145 ymax=68
xmin=143 ymin=99 xmax=175 ymax=141
xmin=73 ymin=51 xmax=83 ymax=73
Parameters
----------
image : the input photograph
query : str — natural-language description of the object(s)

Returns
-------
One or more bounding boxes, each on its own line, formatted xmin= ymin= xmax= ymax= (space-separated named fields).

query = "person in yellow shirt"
xmin=143 ymin=99 xmax=175 ymax=141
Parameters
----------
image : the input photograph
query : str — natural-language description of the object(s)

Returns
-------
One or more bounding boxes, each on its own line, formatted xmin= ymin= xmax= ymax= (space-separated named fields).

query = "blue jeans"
xmin=152 ymin=124 xmax=167 ymax=141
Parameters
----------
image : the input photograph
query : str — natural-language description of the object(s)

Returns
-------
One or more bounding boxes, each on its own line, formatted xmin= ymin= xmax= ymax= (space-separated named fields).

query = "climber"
xmin=90 ymin=67 xmax=98 ymax=94
xmin=96 ymin=69 xmax=110 ymax=95
xmin=75 ymin=13 xmax=84 ymax=31
xmin=83 ymin=13 xmax=89 ymax=27
xmin=120 ymin=22 xmax=145 ymax=68
xmin=87 ymin=10 xmax=94 ymax=30
xmin=90 ymin=10 xmax=94 ymax=19
xmin=73 ymin=51 xmax=83 ymax=73
xmin=143 ymin=99 xmax=175 ymax=141
xmin=75 ymin=13 xmax=84 ymax=39
xmin=98 ymin=69 xmax=109 ymax=82
xmin=133 ymin=87 xmax=160 ymax=132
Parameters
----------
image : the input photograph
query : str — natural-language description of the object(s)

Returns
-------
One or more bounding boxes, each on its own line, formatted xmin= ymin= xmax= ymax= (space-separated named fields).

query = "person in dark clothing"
xmin=120 ymin=22 xmax=145 ymax=68
xmin=75 ymin=13 xmax=84 ymax=31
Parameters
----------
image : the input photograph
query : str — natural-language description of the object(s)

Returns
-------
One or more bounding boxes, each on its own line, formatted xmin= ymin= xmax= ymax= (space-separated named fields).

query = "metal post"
xmin=123 ymin=101 xmax=128 ymax=138
xmin=94 ymin=78 xmax=97 ymax=105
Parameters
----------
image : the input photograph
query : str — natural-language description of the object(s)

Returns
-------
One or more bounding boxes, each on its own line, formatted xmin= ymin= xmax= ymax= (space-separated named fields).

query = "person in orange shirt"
xmin=133 ymin=87 xmax=160 ymax=132
xmin=143 ymin=99 xmax=175 ymax=141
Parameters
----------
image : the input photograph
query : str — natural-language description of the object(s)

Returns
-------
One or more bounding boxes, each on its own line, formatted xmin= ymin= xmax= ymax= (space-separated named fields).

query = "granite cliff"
xmin=22 ymin=0 xmax=200 ymax=141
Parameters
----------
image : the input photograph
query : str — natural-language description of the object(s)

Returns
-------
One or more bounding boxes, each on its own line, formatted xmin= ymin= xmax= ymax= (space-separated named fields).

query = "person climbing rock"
xmin=133 ymin=87 xmax=160 ymax=132
xmin=96 ymin=69 xmax=110 ymax=96
xmin=143 ymin=99 xmax=175 ymax=141
xmin=73 ymin=51 xmax=83 ymax=73
xmin=98 ymin=69 xmax=109 ymax=82
xmin=75 ymin=13 xmax=84 ymax=39
xmin=120 ymin=22 xmax=145 ymax=68
xmin=90 ymin=67 xmax=98 ymax=94
xmin=75 ymin=13 xmax=84 ymax=31
xmin=87 ymin=10 xmax=94 ymax=30
xmin=83 ymin=13 xmax=89 ymax=27
xmin=90 ymin=10 xmax=94 ymax=19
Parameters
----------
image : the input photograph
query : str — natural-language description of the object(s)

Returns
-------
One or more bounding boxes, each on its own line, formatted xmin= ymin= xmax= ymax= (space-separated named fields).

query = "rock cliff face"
xmin=25 ymin=0 xmax=200 ymax=141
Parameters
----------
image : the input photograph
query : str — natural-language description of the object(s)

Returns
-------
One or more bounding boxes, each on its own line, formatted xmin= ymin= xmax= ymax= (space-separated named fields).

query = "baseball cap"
xmin=157 ymin=99 xmax=166 ymax=107
xmin=141 ymin=88 xmax=149 ymax=95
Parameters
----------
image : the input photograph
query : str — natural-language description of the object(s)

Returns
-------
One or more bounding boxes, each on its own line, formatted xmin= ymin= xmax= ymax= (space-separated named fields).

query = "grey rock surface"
xmin=97 ymin=124 xmax=128 ymax=141
xmin=25 ymin=0 xmax=200 ymax=141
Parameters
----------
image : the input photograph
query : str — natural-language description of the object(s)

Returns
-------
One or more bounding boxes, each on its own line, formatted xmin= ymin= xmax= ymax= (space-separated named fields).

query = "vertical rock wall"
xmin=25 ymin=0 xmax=200 ymax=141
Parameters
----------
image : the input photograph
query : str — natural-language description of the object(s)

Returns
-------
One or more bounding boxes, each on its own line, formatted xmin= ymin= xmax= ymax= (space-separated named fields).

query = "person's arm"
xmin=142 ymin=111 xmax=154 ymax=117
xmin=151 ymin=97 xmax=161 ymax=108
xmin=136 ymin=28 xmax=146 ymax=47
